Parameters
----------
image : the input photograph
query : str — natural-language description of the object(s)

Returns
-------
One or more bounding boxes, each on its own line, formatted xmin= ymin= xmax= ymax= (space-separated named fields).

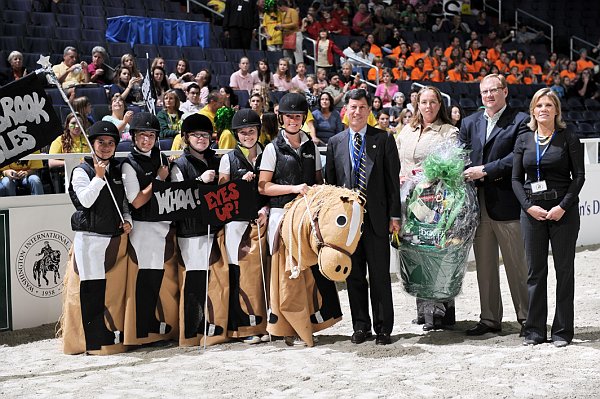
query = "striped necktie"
xmin=354 ymin=132 xmax=367 ymax=197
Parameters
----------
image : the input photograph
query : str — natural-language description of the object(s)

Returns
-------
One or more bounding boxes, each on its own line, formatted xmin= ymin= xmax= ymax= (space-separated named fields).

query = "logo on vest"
xmin=302 ymin=153 xmax=315 ymax=159
xmin=15 ymin=230 xmax=72 ymax=298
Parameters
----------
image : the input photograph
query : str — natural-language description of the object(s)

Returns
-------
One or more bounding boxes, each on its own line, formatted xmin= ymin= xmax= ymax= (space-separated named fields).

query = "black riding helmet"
xmin=277 ymin=92 xmax=308 ymax=128
xmin=87 ymin=121 xmax=120 ymax=143
xmin=181 ymin=113 xmax=213 ymax=135
xmin=232 ymin=108 xmax=261 ymax=135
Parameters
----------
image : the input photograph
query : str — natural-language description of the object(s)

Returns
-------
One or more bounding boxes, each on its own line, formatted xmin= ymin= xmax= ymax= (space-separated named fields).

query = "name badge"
xmin=237 ymin=5 xmax=242 ymax=11
xmin=531 ymin=180 xmax=547 ymax=193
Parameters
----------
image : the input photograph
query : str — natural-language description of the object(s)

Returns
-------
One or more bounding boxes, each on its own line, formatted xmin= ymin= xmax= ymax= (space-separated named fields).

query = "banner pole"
xmin=143 ymin=52 xmax=165 ymax=167
xmin=202 ymin=224 xmax=211 ymax=351
xmin=37 ymin=64 xmax=125 ymax=225
xmin=256 ymin=220 xmax=271 ymax=342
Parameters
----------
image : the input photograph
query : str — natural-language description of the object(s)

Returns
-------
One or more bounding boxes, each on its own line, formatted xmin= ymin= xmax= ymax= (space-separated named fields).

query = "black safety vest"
xmin=227 ymin=144 xmax=268 ymax=212
xmin=173 ymin=148 xmax=220 ymax=237
xmin=269 ymin=130 xmax=316 ymax=208
xmin=69 ymin=157 xmax=126 ymax=236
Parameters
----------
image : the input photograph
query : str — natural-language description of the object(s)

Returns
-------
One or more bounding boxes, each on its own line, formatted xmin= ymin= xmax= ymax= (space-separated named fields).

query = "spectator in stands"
xmin=109 ymin=66 xmax=142 ymax=105
xmin=223 ymin=0 xmax=259 ymax=49
xmin=509 ymin=50 xmax=527 ymax=73
xmin=157 ymin=90 xmax=183 ymax=141
xmin=375 ymin=68 xmax=399 ymax=107
xmin=560 ymin=61 xmax=578 ymax=82
xmin=259 ymin=112 xmax=279 ymax=145
xmin=399 ymin=4 xmax=416 ymax=24
xmin=448 ymin=105 xmax=465 ymax=129
xmin=251 ymin=59 xmax=273 ymax=90
xmin=526 ymin=55 xmax=542 ymax=77
xmin=450 ymin=15 xmax=471 ymax=34
xmin=398 ymin=108 xmax=413 ymax=130
xmin=73 ymin=96 xmax=94 ymax=127
xmin=338 ymin=62 xmax=355 ymax=85
xmin=151 ymin=57 xmax=166 ymax=73
xmin=264 ymin=5 xmax=284 ymax=50
xmin=230 ymin=57 xmax=258 ymax=92
xmin=372 ymin=5 xmax=394 ymax=43
xmin=88 ymin=46 xmax=109 ymax=86
xmin=392 ymin=57 xmax=410 ymax=82
xmin=220 ymin=86 xmax=239 ymax=109
xmin=343 ymin=40 xmax=362 ymax=68
xmin=448 ymin=62 xmax=472 ymax=82
xmin=515 ymin=25 xmax=544 ymax=45
xmin=339 ymin=15 xmax=352 ymax=36
xmin=305 ymin=74 xmax=320 ymax=109
xmin=506 ymin=66 xmax=523 ymax=85
xmin=464 ymin=49 xmax=477 ymax=75
xmin=550 ymin=73 xmax=566 ymax=99
xmin=357 ymin=41 xmax=375 ymax=71
xmin=324 ymin=71 xmax=350 ymax=111
xmin=249 ymin=93 xmax=266 ymax=117
xmin=0 ymin=156 xmax=44 ymax=196
xmin=151 ymin=66 xmax=169 ymax=108
xmin=495 ymin=52 xmax=510 ymax=75
xmin=405 ymin=42 xmax=426 ymax=70
xmin=366 ymin=33 xmax=383 ymax=58
xmin=574 ymin=68 xmax=599 ymax=99
xmin=562 ymin=76 xmax=575 ymax=98
xmin=352 ymin=3 xmax=372 ymax=36
xmin=53 ymin=46 xmax=89 ymax=90
xmin=273 ymin=58 xmax=294 ymax=92
xmin=477 ymin=67 xmax=489 ymax=82
xmin=180 ymin=83 xmax=203 ymax=114
xmin=473 ymin=11 xmax=491 ymax=35
xmin=193 ymin=69 xmax=212 ymax=106
xmin=430 ymin=60 xmax=448 ymax=82
xmin=291 ymin=62 xmax=309 ymax=91
xmin=320 ymin=8 xmax=342 ymax=35
xmin=102 ymin=93 xmax=134 ymax=141
xmin=251 ymin=83 xmax=273 ymax=111
xmin=314 ymin=29 xmax=344 ymax=74
xmin=276 ymin=0 xmax=303 ymax=64
xmin=312 ymin=91 xmax=343 ymax=144
xmin=375 ymin=109 xmax=395 ymax=136
xmin=48 ymin=112 xmax=90 ymax=170
xmin=2 ymin=51 xmax=27 ymax=85
xmin=544 ymin=52 xmax=559 ymax=75
xmin=316 ymin=67 xmax=328 ymax=91
xmin=301 ymin=12 xmax=321 ymax=40
xmin=168 ymin=59 xmax=194 ymax=90
xmin=576 ymin=49 xmax=595 ymax=73
xmin=410 ymin=58 xmax=429 ymax=81
xmin=120 ymin=53 xmax=143 ymax=80
xmin=484 ymin=34 xmax=502 ymax=56
xmin=445 ymin=36 xmax=463 ymax=60
xmin=388 ymin=92 xmax=406 ymax=126
xmin=522 ymin=67 xmax=538 ymax=85
xmin=367 ymin=57 xmax=385 ymax=83
xmin=407 ymin=88 xmax=419 ymax=113
xmin=371 ymin=95 xmax=383 ymax=118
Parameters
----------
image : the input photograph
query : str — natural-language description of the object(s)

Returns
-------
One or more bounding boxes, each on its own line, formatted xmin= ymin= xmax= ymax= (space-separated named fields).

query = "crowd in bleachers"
xmin=1 ymin=0 xmax=600 ymax=197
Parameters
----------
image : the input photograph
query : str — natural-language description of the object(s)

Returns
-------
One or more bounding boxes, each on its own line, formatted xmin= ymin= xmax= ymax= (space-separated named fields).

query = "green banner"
xmin=0 ymin=210 xmax=10 ymax=331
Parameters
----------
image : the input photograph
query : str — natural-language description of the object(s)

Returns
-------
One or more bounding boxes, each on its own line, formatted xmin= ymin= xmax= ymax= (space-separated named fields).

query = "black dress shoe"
xmin=466 ymin=322 xmax=501 ymax=336
xmin=351 ymin=330 xmax=372 ymax=344
xmin=375 ymin=333 xmax=391 ymax=345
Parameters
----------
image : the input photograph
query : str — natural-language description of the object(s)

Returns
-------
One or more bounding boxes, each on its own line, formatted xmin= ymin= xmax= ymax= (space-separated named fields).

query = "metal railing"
xmin=570 ymin=36 xmax=600 ymax=65
xmin=411 ymin=82 xmax=452 ymax=108
xmin=302 ymin=35 xmax=317 ymax=69
xmin=483 ymin=0 xmax=503 ymax=25
xmin=186 ymin=0 xmax=223 ymax=18
xmin=515 ymin=8 xmax=554 ymax=52
xmin=345 ymin=54 xmax=379 ymax=89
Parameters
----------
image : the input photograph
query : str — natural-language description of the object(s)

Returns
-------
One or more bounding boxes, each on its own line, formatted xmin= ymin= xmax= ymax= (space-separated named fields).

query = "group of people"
xmin=64 ymin=68 xmax=585 ymax=354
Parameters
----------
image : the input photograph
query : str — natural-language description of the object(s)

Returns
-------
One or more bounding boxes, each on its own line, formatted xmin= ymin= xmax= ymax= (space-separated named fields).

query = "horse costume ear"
xmin=340 ymin=196 xmax=350 ymax=203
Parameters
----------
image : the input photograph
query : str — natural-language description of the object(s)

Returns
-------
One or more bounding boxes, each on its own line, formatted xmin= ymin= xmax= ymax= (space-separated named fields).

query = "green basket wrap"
xmin=398 ymin=241 xmax=471 ymax=301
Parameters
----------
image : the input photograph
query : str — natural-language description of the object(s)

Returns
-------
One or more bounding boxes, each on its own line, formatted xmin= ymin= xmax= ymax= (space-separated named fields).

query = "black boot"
xmin=135 ymin=269 xmax=172 ymax=338
xmin=309 ymin=265 xmax=343 ymax=324
xmin=183 ymin=270 xmax=206 ymax=339
xmin=80 ymin=279 xmax=121 ymax=351
xmin=227 ymin=264 xmax=262 ymax=331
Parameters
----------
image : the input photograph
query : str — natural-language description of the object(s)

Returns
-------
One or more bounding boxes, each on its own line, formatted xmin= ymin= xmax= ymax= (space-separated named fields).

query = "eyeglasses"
xmin=68 ymin=123 xmax=79 ymax=128
xmin=480 ymin=87 xmax=504 ymax=96
xmin=189 ymin=132 xmax=211 ymax=139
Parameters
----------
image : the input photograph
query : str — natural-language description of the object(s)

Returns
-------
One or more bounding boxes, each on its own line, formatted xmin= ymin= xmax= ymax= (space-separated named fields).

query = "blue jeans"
xmin=0 ymin=174 xmax=44 ymax=196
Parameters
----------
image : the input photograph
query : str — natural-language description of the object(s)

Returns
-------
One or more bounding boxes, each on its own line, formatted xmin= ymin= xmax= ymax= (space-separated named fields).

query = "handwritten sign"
xmin=0 ymin=73 xmax=62 ymax=168
xmin=150 ymin=178 xmax=256 ymax=225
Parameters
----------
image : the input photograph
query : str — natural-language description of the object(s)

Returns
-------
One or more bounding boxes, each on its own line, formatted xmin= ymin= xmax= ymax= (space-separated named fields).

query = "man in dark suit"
xmin=459 ymin=74 xmax=529 ymax=336
xmin=326 ymin=89 xmax=401 ymax=345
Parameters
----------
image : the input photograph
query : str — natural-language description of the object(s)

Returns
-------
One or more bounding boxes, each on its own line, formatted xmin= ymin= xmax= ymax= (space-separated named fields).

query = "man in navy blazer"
xmin=459 ymin=74 xmax=529 ymax=336
xmin=326 ymin=89 xmax=401 ymax=345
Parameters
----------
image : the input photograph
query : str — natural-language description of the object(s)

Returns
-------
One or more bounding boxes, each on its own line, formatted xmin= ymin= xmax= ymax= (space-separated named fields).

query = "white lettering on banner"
xmin=443 ymin=0 xmax=462 ymax=16
xmin=0 ymin=93 xmax=50 ymax=132
xmin=0 ymin=126 xmax=36 ymax=164
xmin=154 ymin=188 xmax=201 ymax=214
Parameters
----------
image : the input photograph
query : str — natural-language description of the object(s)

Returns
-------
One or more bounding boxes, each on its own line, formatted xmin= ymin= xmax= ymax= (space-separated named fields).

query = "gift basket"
xmin=397 ymin=145 xmax=479 ymax=301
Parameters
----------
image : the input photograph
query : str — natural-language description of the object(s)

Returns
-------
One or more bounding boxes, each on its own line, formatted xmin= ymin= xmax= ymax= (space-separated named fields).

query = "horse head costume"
xmin=281 ymin=185 xmax=365 ymax=282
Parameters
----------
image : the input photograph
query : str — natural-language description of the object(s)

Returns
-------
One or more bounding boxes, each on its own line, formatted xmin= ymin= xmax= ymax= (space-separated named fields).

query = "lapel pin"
xmin=373 ymin=145 xmax=376 ymax=148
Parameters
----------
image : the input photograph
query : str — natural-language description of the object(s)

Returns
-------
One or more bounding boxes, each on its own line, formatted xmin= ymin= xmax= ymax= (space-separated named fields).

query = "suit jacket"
xmin=459 ymin=106 xmax=529 ymax=221
xmin=326 ymin=125 xmax=401 ymax=237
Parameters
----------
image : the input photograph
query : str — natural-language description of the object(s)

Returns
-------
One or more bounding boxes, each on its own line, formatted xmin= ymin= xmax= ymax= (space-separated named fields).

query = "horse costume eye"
xmin=336 ymin=215 xmax=347 ymax=227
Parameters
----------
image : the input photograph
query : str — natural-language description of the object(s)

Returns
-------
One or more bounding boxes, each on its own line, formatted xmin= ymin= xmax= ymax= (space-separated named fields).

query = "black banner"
xmin=150 ymin=178 xmax=257 ymax=225
xmin=0 ymin=73 xmax=62 ymax=168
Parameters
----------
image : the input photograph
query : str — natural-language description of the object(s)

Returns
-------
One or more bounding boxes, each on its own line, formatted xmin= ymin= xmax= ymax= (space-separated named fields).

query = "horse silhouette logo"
xmin=16 ymin=231 xmax=72 ymax=298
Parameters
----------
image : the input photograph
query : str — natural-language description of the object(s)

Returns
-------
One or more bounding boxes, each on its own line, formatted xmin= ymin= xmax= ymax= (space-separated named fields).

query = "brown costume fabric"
xmin=123 ymin=227 xmax=179 ymax=346
xmin=61 ymin=235 xmax=128 ymax=355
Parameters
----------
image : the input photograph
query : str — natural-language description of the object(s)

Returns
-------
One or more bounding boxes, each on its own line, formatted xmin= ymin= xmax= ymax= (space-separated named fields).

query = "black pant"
xmin=227 ymin=27 xmax=253 ymax=49
xmin=347 ymin=215 xmax=394 ymax=334
xmin=520 ymin=199 xmax=579 ymax=343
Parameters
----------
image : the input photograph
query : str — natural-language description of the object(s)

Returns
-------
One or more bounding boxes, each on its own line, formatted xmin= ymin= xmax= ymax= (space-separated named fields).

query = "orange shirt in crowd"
xmin=410 ymin=67 xmax=428 ymax=81
xmin=370 ymin=44 xmax=383 ymax=58
xmin=444 ymin=46 xmax=458 ymax=59
xmin=367 ymin=67 xmax=384 ymax=81
xmin=506 ymin=74 xmax=520 ymax=84
xmin=495 ymin=60 xmax=509 ymax=74
xmin=577 ymin=59 xmax=594 ymax=73
xmin=523 ymin=76 xmax=533 ymax=84
xmin=429 ymin=69 xmax=447 ymax=82
xmin=392 ymin=68 xmax=409 ymax=81
xmin=470 ymin=48 xmax=480 ymax=61
xmin=560 ymin=69 xmax=577 ymax=81
xmin=526 ymin=63 xmax=542 ymax=76
xmin=487 ymin=48 xmax=500 ymax=63
xmin=509 ymin=60 xmax=526 ymax=72
xmin=405 ymin=51 xmax=425 ymax=69
xmin=447 ymin=69 xmax=472 ymax=82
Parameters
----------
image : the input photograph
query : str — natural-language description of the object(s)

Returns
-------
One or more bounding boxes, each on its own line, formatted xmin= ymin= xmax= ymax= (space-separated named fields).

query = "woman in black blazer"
xmin=512 ymin=88 xmax=585 ymax=347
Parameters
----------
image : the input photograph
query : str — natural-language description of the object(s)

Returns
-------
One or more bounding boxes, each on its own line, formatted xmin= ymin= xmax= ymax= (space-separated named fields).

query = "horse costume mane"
xmin=281 ymin=185 xmax=365 ymax=282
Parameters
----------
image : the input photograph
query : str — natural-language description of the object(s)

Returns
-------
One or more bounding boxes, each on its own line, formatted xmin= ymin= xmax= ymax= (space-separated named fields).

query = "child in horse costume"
xmin=214 ymin=108 xmax=270 ymax=344
xmin=122 ymin=113 xmax=179 ymax=346
xmin=258 ymin=93 xmax=344 ymax=347
xmin=170 ymin=113 xmax=227 ymax=346
xmin=62 ymin=121 xmax=131 ymax=355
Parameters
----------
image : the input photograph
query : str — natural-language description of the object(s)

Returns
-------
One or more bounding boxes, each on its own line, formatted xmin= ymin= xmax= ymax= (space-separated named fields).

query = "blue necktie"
xmin=354 ymin=132 xmax=367 ymax=197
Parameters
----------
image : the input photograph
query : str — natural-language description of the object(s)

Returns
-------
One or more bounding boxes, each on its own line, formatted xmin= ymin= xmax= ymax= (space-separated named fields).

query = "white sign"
xmin=9 ymin=204 xmax=74 ymax=329
xmin=443 ymin=0 xmax=462 ymax=16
